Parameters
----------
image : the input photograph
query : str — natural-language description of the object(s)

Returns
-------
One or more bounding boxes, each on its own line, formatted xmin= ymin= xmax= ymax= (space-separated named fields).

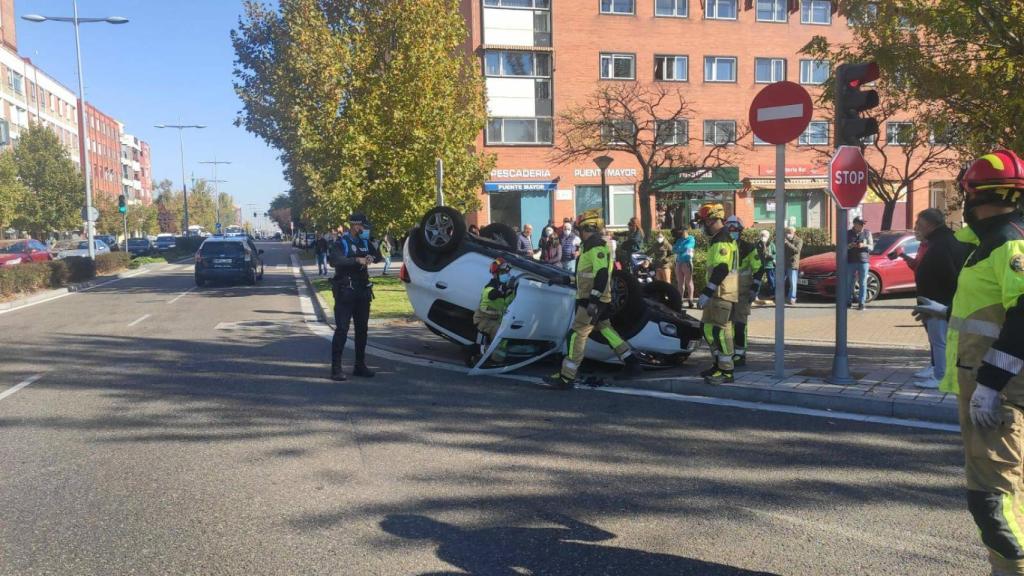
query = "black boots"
xmin=353 ymin=364 xmax=375 ymax=378
xmin=330 ymin=355 xmax=347 ymax=381
xmin=541 ymin=373 xmax=575 ymax=390
xmin=616 ymin=354 xmax=643 ymax=380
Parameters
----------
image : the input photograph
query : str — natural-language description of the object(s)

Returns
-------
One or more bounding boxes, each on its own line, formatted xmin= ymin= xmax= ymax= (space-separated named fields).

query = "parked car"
xmin=0 ymin=239 xmax=52 ymax=267
xmin=194 ymin=236 xmax=264 ymax=287
xmin=126 ymin=237 xmax=154 ymax=257
xmin=154 ymin=234 xmax=177 ymax=252
xmin=56 ymin=239 xmax=111 ymax=259
xmin=95 ymin=234 xmax=119 ymax=251
xmin=798 ymin=231 xmax=919 ymax=303
xmin=402 ymin=207 xmax=702 ymax=375
xmin=305 ymin=233 xmax=317 ymax=248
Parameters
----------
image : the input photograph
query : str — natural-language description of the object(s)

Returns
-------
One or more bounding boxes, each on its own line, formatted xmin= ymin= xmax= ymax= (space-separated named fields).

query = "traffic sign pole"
xmin=831 ymin=206 xmax=853 ymax=384
xmin=773 ymin=144 xmax=786 ymax=378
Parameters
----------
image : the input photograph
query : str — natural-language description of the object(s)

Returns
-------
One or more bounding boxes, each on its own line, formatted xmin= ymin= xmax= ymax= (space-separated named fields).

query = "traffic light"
xmin=118 ymin=194 xmax=127 ymax=214
xmin=834 ymin=61 xmax=880 ymax=147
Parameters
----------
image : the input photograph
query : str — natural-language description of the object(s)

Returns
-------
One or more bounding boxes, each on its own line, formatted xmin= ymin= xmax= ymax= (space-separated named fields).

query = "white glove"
xmin=697 ymin=283 xmax=716 ymax=310
xmin=912 ymin=297 xmax=948 ymax=322
xmin=970 ymin=384 xmax=1003 ymax=428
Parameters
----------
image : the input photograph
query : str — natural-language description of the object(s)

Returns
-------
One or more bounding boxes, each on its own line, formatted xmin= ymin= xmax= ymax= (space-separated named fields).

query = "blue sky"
xmin=17 ymin=0 xmax=287 ymax=218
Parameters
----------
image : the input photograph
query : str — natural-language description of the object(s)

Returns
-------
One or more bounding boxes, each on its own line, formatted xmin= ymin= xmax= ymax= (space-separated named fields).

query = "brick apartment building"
xmin=460 ymin=0 xmax=956 ymax=244
xmin=84 ymin=103 xmax=121 ymax=199
xmin=119 ymin=131 xmax=153 ymax=205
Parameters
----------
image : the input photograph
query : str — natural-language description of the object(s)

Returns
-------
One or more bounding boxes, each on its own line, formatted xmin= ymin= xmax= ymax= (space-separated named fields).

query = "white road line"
xmin=757 ymin=103 xmax=804 ymax=122
xmin=288 ymin=267 xmax=957 ymax=433
xmin=0 ymin=373 xmax=44 ymax=402
xmin=167 ymin=287 xmax=195 ymax=305
xmin=0 ymin=267 xmax=151 ymax=317
xmin=127 ymin=314 xmax=151 ymax=327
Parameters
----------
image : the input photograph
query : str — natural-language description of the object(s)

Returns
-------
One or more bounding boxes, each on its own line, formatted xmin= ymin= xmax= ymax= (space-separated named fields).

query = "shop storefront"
xmin=484 ymin=180 xmax=555 ymax=248
xmin=654 ymin=167 xmax=741 ymax=228
xmin=745 ymin=165 xmax=829 ymax=229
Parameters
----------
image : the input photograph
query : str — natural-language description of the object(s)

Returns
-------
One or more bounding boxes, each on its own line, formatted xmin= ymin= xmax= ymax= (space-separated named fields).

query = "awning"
xmin=746 ymin=177 xmax=829 ymax=191
xmin=654 ymin=167 xmax=741 ymax=192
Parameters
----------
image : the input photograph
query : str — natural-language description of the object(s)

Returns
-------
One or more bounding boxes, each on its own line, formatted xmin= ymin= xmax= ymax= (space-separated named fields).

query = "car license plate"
xmin=214 ymin=258 xmax=232 ymax=264
xmin=798 ymin=278 xmax=809 ymax=286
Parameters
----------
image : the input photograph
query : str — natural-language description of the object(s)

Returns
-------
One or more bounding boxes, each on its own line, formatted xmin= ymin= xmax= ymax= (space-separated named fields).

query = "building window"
xmin=485 ymin=51 xmax=551 ymax=77
xmin=704 ymin=56 xmax=737 ymax=82
xmin=705 ymin=0 xmax=737 ymax=19
xmin=8 ymin=72 xmax=23 ymax=95
xmin=656 ymin=120 xmax=688 ymax=145
xmin=798 ymin=121 xmax=829 ymax=145
xmin=756 ymin=0 xmax=787 ymax=22
xmin=483 ymin=0 xmax=550 ymax=8
xmin=886 ymin=122 xmax=914 ymax=146
xmin=703 ymin=120 xmax=736 ymax=145
xmin=609 ymin=185 xmax=636 ymax=227
xmin=487 ymin=117 xmax=553 ymax=145
xmin=654 ymin=55 xmax=688 ymax=82
xmin=846 ymin=2 xmax=877 ymax=26
xmin=602 ymin=119 xmax=636 ymax=145
xmin=754 ymin=58 xmax=786 ymax=83
xmin=655 ymin=0 xmax=688 ymax=17
xmin=753 ymin=134 xmax=771 ymax=146
xmin=601 ymin=0 xmax=635 ymax=15
xmin=534 ymin=12 xmax=552 ymax=46
xmin=799 ymin=59 xmax=830 ymax=84
xmin=801 ymin=0 xmax=831 ymax=24
xmin=600 ymin=53 xmax=636 ymax=80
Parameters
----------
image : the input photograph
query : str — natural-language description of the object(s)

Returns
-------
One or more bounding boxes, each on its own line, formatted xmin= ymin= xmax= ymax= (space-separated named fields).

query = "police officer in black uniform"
xmin=328 ymin=213 xmax=378 ymax=381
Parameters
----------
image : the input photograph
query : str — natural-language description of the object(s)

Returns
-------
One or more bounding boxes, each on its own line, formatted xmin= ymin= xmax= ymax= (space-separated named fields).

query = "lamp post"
xmin=200 ymin=158 xmax=231 ymax=231
xmin=594 ymin=155 xmax=614 ymax=224
xmin=155 ymin=123 xmax=206 ymax=234
xmin=23 ymin=6 xmax=129 ymax=260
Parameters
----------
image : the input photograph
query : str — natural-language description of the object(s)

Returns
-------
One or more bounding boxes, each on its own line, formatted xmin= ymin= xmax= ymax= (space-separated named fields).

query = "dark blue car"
xmin=194 ymin=237 xmax=264 ymax=287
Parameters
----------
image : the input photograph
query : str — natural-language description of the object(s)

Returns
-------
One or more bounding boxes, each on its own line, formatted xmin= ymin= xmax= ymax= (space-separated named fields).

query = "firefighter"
xmin=914 ymin=150 xmax=1024 ymax=576
xmin=542 ymin=209 xmax=643 ymax=389
xmin=471 ymin=258 xmax=515 ymax=364
xmin=725 ymin=215 xmax=762 ymax=368
xmin=695 ymin=203 xmax=739 ymax=385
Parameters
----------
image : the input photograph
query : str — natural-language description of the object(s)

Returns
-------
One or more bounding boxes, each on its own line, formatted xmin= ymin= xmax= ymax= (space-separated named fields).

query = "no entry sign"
xmin=829 ymin=145 xmax=869 ymax=209
xmin=748 ymin=81 xmax=813 ymax=145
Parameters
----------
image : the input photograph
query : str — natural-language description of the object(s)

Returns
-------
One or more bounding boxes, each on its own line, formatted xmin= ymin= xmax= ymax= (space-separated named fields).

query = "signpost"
xmin=749 ymin=81 xmax=813 ymax=379
xmin=828 ymin=145 xmax=870 ymax=384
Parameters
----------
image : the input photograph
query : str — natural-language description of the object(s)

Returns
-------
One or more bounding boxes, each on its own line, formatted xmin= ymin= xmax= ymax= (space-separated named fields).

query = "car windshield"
xmin=201 ymin=242 xmax=245 ymax=256
xmin=128 ymin=239 xmax=148 ymax=246
xmin=870 ymin=234 xmax=905 ymax=255
xmin=76 ymin=241 xmax=89 ymax=250
xmin=0 ymin=241 xmax=28 ymax=253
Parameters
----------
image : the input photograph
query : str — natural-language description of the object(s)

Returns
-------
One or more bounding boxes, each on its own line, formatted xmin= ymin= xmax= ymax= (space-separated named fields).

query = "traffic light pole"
xmin=830 ymin=205 xmax=853 ymax=384
xmin=122 ymin=210 xmax=128 ymax=252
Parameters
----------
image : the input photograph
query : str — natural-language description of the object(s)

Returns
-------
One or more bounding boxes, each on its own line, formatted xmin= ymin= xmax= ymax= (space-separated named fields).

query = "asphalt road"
xmin=1 ymin=242 xmax=982 ymax=575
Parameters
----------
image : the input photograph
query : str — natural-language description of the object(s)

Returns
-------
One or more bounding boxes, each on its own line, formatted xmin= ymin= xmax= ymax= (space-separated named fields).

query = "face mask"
xmin=657 ymin=235 xmax=665 ymax=243
xmin=786 ymin=233 xmax=794 ymax=240
xmin=564 ymin=225 xmax=572 ymax=233
xmin=498 ymin=273 xmax=510 ymax=283
xmin=359 ymin=229 xmax=370 ymax=240
xmin=729 ymin=231 xmax=740 ymax=241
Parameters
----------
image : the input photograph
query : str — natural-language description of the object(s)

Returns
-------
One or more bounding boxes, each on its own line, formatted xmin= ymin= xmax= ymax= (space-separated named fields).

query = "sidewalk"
xmin=748 ymin=296 xmax=929 ymax=349
xmin=299 ymin=261 xmax=955 ymax=425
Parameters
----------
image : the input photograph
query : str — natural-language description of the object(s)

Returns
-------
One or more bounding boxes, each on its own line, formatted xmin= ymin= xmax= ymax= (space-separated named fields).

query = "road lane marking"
xmin=0 ymin=268 xmax=151 ymax=317
xmin=0 ymin=373 xmax=44 ymax=402
xmin=127 ymin=314 xmax=151 ymax=327
xmin=167 ymin=287 xmax=196 ymax=304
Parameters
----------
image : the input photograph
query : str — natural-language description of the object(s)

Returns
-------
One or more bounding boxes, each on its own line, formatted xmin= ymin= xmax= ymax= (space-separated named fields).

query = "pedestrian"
xmin=755 ymin=229 xmax=776 ymax=304
xmin=846 ymin=217 xmax=873 ymax=310
xmin=617 ymin=217 xmax=646 ymax=267
xmin=648 ymin=230 xmax=674 ymax=284
xmin=541 ymin=230 xmax=561 ymax=266
xmin=783 ymin=227 xmax=803 ymax=306
xmin=726 ymin=216 xmax=761 ymax=367
xmin=673 ymin=227 xmax=696 ymax=308
xmin=379 ymin=234 xmax=392 ymax=276
xmin=542 ymin=210 xmax=642 ymax=389
xmin=517 ymin=224 xmax=535 ymax=259
xmin=469 ymin=224 xmax=480 ymax=236
xmin=695 ymin=203 xmax=739 ymax=385
xmin=327 ymin=213 xmax=378 ymax=381
xmin=315 ymin=232 xmax=330 ymax=276
xmin=914 ymin=150 xmax=1024 ymax=576
xmin=560 ymin=219 xmax=581 ymax=273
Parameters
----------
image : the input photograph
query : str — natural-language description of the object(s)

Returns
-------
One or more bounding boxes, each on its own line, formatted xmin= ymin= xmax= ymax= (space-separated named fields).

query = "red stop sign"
xmin=830 ymin=145 xmax=869 ymax=209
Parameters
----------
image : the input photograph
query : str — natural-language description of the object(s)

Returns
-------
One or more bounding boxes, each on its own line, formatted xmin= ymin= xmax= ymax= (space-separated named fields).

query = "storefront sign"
xmin=489 ymin=168 xmax=552 ymax=179
xmin=555 ymin=189 xmax=573 ymax=201
xmin=573 ymin=167 xmax=638 ymax=178
xmin=484 ymin=181 xmax=557 ymax=193
xmin=758 ymin=164 xmax=825 ymax=177
xmin=766 ymin=201 xmax=776 ymax=213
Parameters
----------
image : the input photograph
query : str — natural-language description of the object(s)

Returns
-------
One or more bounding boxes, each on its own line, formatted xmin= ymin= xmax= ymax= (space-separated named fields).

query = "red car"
xmin=0 ymin=239 xmax=53 ymax=267
xmin=797 ymin=231 xmax=919 ymax=303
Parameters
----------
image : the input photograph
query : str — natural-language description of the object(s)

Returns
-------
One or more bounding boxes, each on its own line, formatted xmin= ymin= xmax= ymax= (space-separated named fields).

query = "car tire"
xmin=609 ymin=270 xmax=647 ymax=339
xmin=246 ymin=269 xmax=257 ymax=285
xmin=420 ymin=206 xmax=465 ymax=254
xmin=865 ymin=271 xmax=881 ymax=303
xmin=195 ymin=274 xmax=206 ymax=287
xmin=479 ymin=223 xmax=518 ymax=250
xmin=643 ymin=280 xmax=683 ymax=311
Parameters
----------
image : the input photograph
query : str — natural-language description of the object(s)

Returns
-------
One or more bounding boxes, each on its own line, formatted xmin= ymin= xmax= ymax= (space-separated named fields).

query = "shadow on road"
xmin=381 ymin=513 xmax=780 ymax=576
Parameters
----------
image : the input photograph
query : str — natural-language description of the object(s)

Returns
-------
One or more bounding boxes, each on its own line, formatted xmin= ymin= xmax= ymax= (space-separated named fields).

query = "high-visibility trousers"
xmin=560 ymin=304 xmax=631 ymax=380
xmin=702 ymin=298 xmax=734 ymax=371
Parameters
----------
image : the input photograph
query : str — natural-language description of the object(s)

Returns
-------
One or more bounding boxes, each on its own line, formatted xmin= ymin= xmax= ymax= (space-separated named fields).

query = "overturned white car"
xmin=400 ymin=207 xmax=703 ymax=375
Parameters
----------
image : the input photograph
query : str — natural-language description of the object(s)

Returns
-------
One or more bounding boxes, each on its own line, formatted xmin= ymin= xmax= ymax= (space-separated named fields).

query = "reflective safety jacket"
xmin=942 ymin=212 xmax=1024 ymax=397
xmin=706 ymin=229 xmax=740 ymax=303
xmin=477 ymin=278 xmax=514 ymax=320
xmin=737 ymin=239 xmax=762 ymax=292
xmin=577 ymin=234 xmax=613 ymax=304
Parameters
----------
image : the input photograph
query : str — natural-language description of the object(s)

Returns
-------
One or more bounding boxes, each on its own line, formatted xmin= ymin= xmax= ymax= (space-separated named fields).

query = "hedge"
xmin=0 ymin=252 xmax=132 ymax=299
xmin=95 ymin=252 xmax=131 ymax=275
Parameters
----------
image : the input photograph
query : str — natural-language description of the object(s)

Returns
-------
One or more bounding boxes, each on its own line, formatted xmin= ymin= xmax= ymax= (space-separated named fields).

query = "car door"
xmin=468 ymin=276 xmax=576 ymax=376
xmin=887 ymin=237 xmax=919 ymax=290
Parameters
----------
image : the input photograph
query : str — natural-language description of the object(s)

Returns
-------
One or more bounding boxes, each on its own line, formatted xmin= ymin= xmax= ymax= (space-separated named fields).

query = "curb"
xmin=295 ymin=260 xmax=956 ymax=425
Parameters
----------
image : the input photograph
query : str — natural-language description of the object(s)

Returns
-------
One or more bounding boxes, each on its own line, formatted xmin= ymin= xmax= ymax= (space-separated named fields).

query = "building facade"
xmin=119 ymin=131 xmax=145 ymax=204
xmin=83 ymin=103 xmax=122 ymax=199
xmin=0 ymin=51 xmax=81 ymax=164
xmin=460 ymin=0 xmax=955 ymax=243
xmin=139 ymin=140 xmax=153 ymax=204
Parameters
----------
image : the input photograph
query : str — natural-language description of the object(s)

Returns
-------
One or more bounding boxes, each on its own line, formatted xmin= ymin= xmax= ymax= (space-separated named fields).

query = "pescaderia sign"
xmin=490 ymin=168 xmax=552 ymax=179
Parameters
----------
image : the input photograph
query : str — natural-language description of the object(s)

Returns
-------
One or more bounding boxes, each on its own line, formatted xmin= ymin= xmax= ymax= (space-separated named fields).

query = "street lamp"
xmin=594 ymin=155 xmax=614 ymax=224
xmin=200 ymin=158 xmax=231 ymax=231
xmin=155 ymin=124 xmax=206 ymax=234
xmin=23 ymin=5 xmax=129 ymax=260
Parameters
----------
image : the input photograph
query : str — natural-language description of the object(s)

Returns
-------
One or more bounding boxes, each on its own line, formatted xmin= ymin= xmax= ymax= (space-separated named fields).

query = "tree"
xmin=0 ymin=150 xmax=26 ymax=233
xmin=13 ymin=125 xmax=85 ymax=238
xmin=93 ymin=193 xmax=122 ymax=235
xmin=553 ymin=82 xmax=745 ymax=236
xmin=154 ymin=179 xmax=183 ymax=233
xmin=268 ymin=193 xmax=292 ymax=232
xmin=233 ymin=0 xmax=493 ymax=234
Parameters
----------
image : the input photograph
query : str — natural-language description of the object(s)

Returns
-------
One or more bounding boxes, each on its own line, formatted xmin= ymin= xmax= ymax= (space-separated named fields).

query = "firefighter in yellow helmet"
xmin=913 ymin=150 xmax=1024 ymax=575
xmin=725 ymin=215 xmax=762 ymax=367
xmin=695 ymin=203 xmax=739 ymax=385
xmin=470 ymin=257 xmax=515 ymax=365
xmin=542 ymin=209 xmax=643 ymax=389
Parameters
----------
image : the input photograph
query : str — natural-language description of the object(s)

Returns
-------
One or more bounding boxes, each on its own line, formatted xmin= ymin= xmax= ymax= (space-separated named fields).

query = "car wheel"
xmin=246 ymin=269 xmax=257 ymax=285
xmin=420 ymin=206 xmax=465 ymax=254
xmin=865 ymin=272 xmax=881 ymax=303
xmin=609 ymin=270 xmax=647 ymax=339
xmin=479 ymin=223 xmax=518 ymax=250
xmin=195 ymin=274 xmax=206 ymax=287
xmin=643 ymin=280 xmax=683 ymax=311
